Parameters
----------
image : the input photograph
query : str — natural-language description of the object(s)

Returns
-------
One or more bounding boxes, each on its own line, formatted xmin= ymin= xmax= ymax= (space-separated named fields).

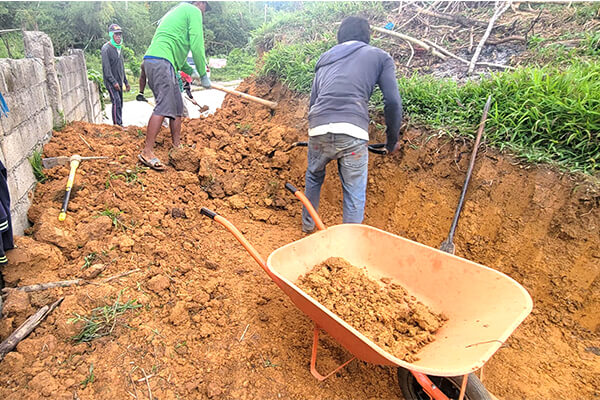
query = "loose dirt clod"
xmin=297 ymin=257 xmax=446 ymax=362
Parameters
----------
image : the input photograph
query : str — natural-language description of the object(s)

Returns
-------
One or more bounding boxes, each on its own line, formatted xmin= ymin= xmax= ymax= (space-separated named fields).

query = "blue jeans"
xmin=302 ymin=133 xmax=368 ymax=232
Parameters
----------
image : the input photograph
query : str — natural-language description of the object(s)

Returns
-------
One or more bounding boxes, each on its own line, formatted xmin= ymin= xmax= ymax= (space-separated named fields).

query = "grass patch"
xmin=28 ymin=150 xmax=47 ymax=183
xmin=261 ymin=38 xmax=335 ymax=93
xmin=80 ymin=363 xmax=95 ymax=388
xmin=389 ymin=62 xmax=600 ymax=173
xmin=81 ymin=252 xmax=97 ymax=270
xmin=251 ymin=1 xmax=388 ymax=51
xmin=69 ymin=293 xmax=141 ymax=343
xmin=210 ymin=49 xmax=257 ymax=81
xmin=105 ymin=166 xmax=147 ymax=191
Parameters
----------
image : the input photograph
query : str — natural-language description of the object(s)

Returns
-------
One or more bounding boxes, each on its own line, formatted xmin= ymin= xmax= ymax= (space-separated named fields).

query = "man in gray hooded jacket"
xmin=302 ymin=16 xmax=403 ymax=233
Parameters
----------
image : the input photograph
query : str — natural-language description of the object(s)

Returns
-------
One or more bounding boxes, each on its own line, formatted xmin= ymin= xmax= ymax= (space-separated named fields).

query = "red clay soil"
xmin=0 ymin=78 xmax=598 ymax=399
xmin=297 ymin=257 xmax=446 ymax=363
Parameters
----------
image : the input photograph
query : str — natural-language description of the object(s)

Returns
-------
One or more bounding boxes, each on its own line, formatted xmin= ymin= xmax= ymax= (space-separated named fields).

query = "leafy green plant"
xmin=80 ymin=363 xmax=95 ymax=388
xmin=28 ymin=150 xmax=47 ymax=183
xmin=88 ymin=68 xmax=107 ymax=111
xmin=97 ymin=208 xmax=134 ymax=231
xmin=69 ymin=293 xmax=141 ymax=343
xmin=82 ymin=252 xmax=97 ymax=269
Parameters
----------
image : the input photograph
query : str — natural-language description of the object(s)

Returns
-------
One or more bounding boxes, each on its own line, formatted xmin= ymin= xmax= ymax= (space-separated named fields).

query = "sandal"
xmin=138 ymin=154 xmax=166 ymax=171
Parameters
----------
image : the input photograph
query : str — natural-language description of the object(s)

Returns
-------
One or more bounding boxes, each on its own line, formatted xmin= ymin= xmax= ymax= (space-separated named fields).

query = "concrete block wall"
xmin=0 ymin=57 xmax=54 ymax=234
xmin=0 ymin=31 xmax=103 ymax=235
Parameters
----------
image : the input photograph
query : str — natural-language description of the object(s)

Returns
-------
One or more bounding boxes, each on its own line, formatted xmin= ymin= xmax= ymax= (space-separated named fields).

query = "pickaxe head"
xmin=41 ymin=155 xmax=108 ymax=169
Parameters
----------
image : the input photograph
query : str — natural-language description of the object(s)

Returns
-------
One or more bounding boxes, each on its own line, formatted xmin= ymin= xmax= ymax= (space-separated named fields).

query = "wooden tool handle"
xmin=211 ymin=83 xmax=278 ymax=109
xmin=58 ymin=159 xmax=80 ymax=221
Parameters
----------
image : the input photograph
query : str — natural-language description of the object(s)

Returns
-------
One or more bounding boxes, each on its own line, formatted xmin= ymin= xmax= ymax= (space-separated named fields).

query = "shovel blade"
xmin=439 ymin=239 xmax=456 ymax=254
xmin=42 ymin=156 xmax=70 ymax=169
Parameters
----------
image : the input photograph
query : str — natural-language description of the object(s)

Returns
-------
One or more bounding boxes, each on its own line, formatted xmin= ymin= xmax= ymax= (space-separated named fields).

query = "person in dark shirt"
xmin=101 ymin=23 xmax=130 ymax=126
xmin=302 ymin=16 xmax=403 ymax=233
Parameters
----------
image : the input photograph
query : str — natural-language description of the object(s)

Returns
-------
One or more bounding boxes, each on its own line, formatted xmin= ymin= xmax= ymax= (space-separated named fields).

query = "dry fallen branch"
xmin=372 ymin=26 xmax=447 ymax=60
xmin=422 ymin=38 xmax=515 ymax=71
xmin=411 ymin=4 xmax=489 ymax=29
xmin=469 ymin=1 xmax=513 ymax=74
xmin=0 ymin=298 xmax=63 ymax=362
xmin=486 ymin=35 xmax=526 ymax=45
xmin=2 ymin=269 xmax=141 ymax=294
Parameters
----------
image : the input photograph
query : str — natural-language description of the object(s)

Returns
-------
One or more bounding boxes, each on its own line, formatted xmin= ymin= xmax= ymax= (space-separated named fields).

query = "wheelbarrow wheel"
xmin=397 ymin=368 xmax=491 ymax=400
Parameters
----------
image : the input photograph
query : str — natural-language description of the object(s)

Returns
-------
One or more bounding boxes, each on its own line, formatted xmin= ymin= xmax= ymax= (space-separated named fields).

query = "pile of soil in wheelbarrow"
xmin=297 ymin=257 xmax=446 ymax=362
xmin=0 ymin=75 xmax=597 ymax=400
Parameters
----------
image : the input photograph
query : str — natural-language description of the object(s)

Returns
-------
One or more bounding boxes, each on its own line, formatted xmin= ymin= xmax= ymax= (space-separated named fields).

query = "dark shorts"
xmin=144 ymin=58 xmax=184 ymax=119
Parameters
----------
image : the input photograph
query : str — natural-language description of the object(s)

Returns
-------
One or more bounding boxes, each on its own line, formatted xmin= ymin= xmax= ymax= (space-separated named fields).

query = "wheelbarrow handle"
xmin=285 ymin=182 xmax=326 ymax=231
xmin=200 ymin=207 xmax=218 ymax=219
xmin=287 ymin=141 xmax=388 ymax=154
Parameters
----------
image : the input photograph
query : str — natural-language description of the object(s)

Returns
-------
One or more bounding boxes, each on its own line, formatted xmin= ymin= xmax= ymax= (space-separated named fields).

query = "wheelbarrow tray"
xmin=266 ymin=224 xmax=533 ymax=377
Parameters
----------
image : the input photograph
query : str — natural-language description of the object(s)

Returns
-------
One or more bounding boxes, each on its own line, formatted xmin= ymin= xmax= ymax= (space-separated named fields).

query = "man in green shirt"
xmin=139 ymin=1 xmax=211 ymax=171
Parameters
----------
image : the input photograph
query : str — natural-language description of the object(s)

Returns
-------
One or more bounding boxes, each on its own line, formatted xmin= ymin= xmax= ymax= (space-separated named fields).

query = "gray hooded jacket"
xmin=308 ymin=41 xmax=403 ymax=151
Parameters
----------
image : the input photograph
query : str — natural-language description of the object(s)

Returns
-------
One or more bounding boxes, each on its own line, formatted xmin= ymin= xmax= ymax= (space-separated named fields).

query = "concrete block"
xmin=11 ymin=159 xmax=37 ymax=201
xmin=19 ymin=121 xmax=39 ymax=154
xmin=0 ymin=128 xmax=26 ymax=170
xmin=10 ymin=194 xmax=32 ymax=236
xmin=0 ymin=62 xmax=8 ymax=93
xmin=31 ymin=59 xmax=45 ymax=82
xmin=5 ymin=166 xmax=19 ymax=206
xmin=0 ymin=91 xmax=17 ymax=134
xmin=29 ymin=84 xmax=47 ymax=113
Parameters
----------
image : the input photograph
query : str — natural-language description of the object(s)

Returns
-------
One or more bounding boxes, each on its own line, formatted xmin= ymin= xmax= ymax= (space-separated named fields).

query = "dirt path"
xmin=0 ymin=79 xmax=598 ymax=399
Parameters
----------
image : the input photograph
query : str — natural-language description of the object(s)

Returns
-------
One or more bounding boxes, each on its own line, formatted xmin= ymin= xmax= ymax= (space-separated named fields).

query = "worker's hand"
xmin=183 ymin=82 xmax=193 ymax=99
xmin=136 ymin=93 xmax=147 ymax=102
xmin=113 ymin=83 xmax=120 ymax=92
xmin=200 ymin=74 xmax=211 ymax=89
xmin=125 ymin=83 xmax=131 ymax=92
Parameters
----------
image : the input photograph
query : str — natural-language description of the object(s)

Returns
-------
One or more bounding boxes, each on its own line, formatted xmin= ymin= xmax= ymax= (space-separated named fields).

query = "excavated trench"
xmin=0 ymin=78 xmax=598 ymax=399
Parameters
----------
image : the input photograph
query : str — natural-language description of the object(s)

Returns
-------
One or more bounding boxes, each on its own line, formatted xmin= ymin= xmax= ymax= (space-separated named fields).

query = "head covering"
xmin=108 ymin=24 xmax=122 ymax=33
xmin=337 ymin=16 xmax=370 ymax=44
xmin=108 ymin=24 xmax=123 ymax=49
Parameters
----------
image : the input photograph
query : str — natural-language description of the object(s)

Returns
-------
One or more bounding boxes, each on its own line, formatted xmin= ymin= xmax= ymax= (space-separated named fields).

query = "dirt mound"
xmin=298 ymin=257 xmax=446 ymax=362
xmin=0 ymin=77 xmax=597 ymax=399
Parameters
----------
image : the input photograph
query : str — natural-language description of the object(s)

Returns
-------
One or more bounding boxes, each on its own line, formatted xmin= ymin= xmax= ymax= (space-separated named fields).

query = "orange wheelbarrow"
xmin=200 ymin=183 xmax=532 ymax=400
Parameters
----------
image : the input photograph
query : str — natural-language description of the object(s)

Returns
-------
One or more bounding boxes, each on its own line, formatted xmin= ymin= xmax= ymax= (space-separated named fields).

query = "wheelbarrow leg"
xmin=310 ymin=324 xmax=356 ymax=381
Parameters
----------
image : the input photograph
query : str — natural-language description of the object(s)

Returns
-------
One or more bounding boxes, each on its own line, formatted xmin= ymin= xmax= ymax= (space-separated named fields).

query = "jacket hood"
xmin=315 ymin=41 xmax=368 ymax=71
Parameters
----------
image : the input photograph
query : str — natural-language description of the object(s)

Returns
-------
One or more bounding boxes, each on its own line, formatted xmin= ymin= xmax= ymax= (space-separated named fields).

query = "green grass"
xmin=390 ymin=63 xmax=600 ymax=173
xmin=261 ymin=38 xmax=335 ymax=93
xmin=251 ymin=1 xmax=388 ymax=51
xmin=28 ymin=150 xmax=47 ymax=183
xmin=210 ymin=49 xmax=257 ymax=81
xmin=80 ymin=363 xmax=95 ymax=388
xmin=82 ymin=252 xmax=97 ymax=270
xmin=69 ymin=293 xmax=141 ymax=343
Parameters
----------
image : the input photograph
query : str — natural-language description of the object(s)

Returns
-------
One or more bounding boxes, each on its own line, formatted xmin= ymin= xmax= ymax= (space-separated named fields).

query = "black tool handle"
xmin=200 ymin=207 xmax=218 ymax=219
xmin=287 ymin=141 xmax=388 ymax=154
xmin=285 ymin=183 xmax=298 ymax=194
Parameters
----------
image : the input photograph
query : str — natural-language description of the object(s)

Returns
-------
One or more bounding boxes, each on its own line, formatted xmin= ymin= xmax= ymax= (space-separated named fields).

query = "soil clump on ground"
xmin=297 ymin=257 xmax=446 ymax=362
xmin=0 ymin=78 xmax=597 ymax=399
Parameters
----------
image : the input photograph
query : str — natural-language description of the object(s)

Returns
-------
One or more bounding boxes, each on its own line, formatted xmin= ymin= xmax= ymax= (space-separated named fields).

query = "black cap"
xmin=108 ymin=24 xmax=122 ymax=33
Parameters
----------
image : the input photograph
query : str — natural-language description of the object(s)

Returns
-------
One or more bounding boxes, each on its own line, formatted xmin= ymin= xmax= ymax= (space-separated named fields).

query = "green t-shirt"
xmin=145 ymin=3 xmax=207 ymax=77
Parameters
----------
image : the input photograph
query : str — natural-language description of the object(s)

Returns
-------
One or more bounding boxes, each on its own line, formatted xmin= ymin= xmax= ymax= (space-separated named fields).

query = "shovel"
xmin=42 ymin=155 xmax=108 ymax=221
xmin=439 ymin=95 xmax=492 ymax=254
